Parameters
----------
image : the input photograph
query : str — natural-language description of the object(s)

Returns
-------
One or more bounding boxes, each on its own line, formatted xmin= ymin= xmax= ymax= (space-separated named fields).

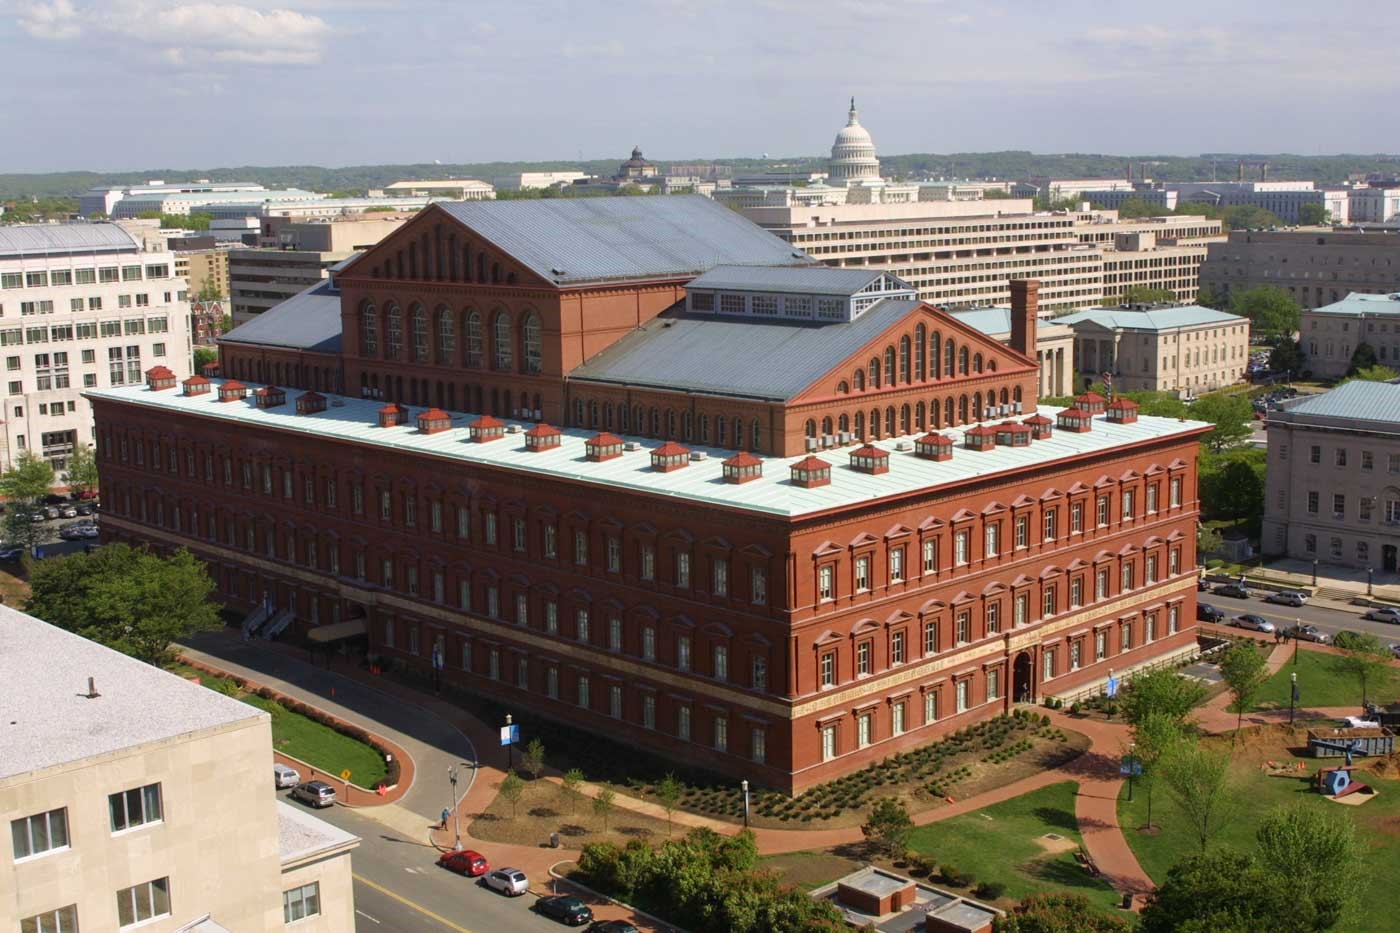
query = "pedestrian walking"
xmin=440 ymin=807 xmax=451 ymax=831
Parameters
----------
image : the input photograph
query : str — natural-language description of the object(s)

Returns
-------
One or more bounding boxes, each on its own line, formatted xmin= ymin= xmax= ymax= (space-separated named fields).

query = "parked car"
xmin=1232 ymin=614 xmax=1275 ymax=633
xmin=0 ymin=547 xmax=24 ymax=562
xmin=1389 ymin=643 xmax=1400 ymax=660
xmin=535 ymin=895 xmax=594 ymax=926
xmin=42 ymin=493 xmax=66 ymax=506
xmin=1363 ymin=607 xmax=1400 ymax=624
xmin=1264 ymin=590 xmax=1308 ymax=607
xmin=59 ymin=506 xmax=77 ymax=518
xmin=289 ymin=780 xmax=336 ymax=808
xmin=1197 ymin=603 xmax=1227 ymax=623
xmin=74 ymin=503 xmax=94 ymax=516
xmin=588 ymin=923 xmax=640 ymax=933
xmin=1214 ymin=583 xmax=1252 ymax=599
xmin=483 ymin=868 xmax=529 ymax=897
xmin=1282 ymin=624 xmax=1329 ymax=644
xmin=42 ymin=506 xmax=59 ymax=520
xmin=29 ymin=513 xmax=44 ymax=524
xmin=1197 ymin=577 xmax=1210 ymax=592
xmin=273 ymin=763 xmax=300 ymax=789
xmin=437 ymin=849 xmax=489 ymax=877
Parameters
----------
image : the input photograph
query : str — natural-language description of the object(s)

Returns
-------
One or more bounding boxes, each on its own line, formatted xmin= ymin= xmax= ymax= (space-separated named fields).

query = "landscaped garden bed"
xmin=169 ymin=660 xmax=392 ymax=788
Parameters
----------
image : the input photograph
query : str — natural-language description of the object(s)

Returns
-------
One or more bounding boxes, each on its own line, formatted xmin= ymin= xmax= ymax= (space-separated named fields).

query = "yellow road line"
xmin=353 ymin=872 xmax=474 ymax=933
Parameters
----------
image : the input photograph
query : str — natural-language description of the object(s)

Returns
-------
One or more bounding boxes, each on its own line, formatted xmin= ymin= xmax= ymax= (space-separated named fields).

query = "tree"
xmin=1218 ymin=642 xmax=1270 ymax=736
xmin=0 ymin=450 xmax=55 ymax=504
xmin=593 ymin=785 xmax=617 ymax=832
xmin=1297 ymin=203 xmax=1330 ymax=226
xmin=24 ymin=545 xmax=220 ymax=664
xmin=1199 ymin=449 xmax=1266 ymax=523
xmin=1139 ymin=849 xmax=1286 ymax=933
xmin=1132 ymin=711 xmax=1184 ymax=831
xmin=655 ymin=773 xmax=684 ymax=837
xmin=1255 ymin=804 xmax=1362 ymax=931
xmin=65 ymin=443 xmax=99 ymax=496
xmin=1271 ymin=339 xmax=1305 ymax=376
xmin=1197 ymin=524 xmax=1224 ymax=557
xmin=1230 ymin=285 xmax=1301 ymax=338
xmin=1347 ymin=342 xmax=1378 ymax=376
xmin=196 ymin=279 xmax=223 ymax=302
xmin=1195 ymin=284 xmax=1222 ymax=309
xmin=496 ymin=770 xmax=524 ymax=818
xmin=1160 ymin=740 xmax=1235 ymax=853
xmin=1340 ymin=363 xmax=1399 ymax=384
xmin=1223 ymin=205 xmax=1284 ymax=230
xmin=1119 ymin=666 xmax=1206 ymax=728
xmin=1123 ymin=285 xmax=1176 ymax=304
xmin=1189 ymin=393 xmax=1254 ymax=452
xmin=2 ymin=508 xmax=40 ymax=552
xmin=860 ymin=797 xmax=914 ymax=858
xmin=521 ymin=737 xmax=546 ymax=780
xmin=1334 ymin=631 xmax=1390 ymax=706
xmin=560 ymin=767 xmax=585 ymax=814
xmin=193 ymin=347 xmax=219 ymax=372
xmin=994 ymin=892 xmax=1130 ymax=932
xmin=1114 ymin=197 xmax=1160 ymax=219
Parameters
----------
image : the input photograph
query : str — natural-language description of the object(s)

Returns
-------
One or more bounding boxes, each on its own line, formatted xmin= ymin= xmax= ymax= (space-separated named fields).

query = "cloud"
xmin=13 ymin=0 xmax=330 ymax=65
xmin=15 ymin=0 xmax=78 ymax=38
xmin=562 ymin=37 xmax=624 ymax=59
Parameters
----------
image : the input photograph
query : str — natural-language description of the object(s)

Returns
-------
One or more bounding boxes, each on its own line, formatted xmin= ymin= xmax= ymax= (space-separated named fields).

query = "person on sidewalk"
xmin=440 ymin=807 xmax=451 ymax=831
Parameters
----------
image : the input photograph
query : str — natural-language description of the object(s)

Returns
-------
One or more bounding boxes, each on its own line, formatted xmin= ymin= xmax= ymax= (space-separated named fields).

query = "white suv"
xmin=484 ymin=868 xmax=529 ymax=897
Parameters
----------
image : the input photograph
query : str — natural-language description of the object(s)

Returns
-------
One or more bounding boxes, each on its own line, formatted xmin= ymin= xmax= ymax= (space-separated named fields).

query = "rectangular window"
xmin=1014 ymin=592 xmax=1029 ymax=626
xmin=855 ymin=555 xmax=871 ymax=590
xmin=820 ymin=652 xmax=836 ymax=687
xmin=1043 ymin=509 xmax=1057 ymax=541
xmin=641 ymin=626 xmax=656 ymax=661
xmin=986 ymin=602 xmax=1000 ymax=634
xmin=457 ymin=505 xmax=469 ymax=538
xmin=486 ymin=586 xmax=499 ymax=618
xmin=751 ymin=726 xmax=767 ymax=763
xmin=484 ymin=513 xmax=497 ymax=545
xmin=819 ymin=565 xmax=834 ymax=600
xmin=1121 ymin=490 xmax=1135 ymax=520
xmin=642 ymin=695 xmax=655 ymax=729
xmin=891 ymin=629 xmax=906 ymax=664
xmin=984 ymin=524 xmax=999 ymax=558
xmin=822 ymin=724 xmax=837 ymax=761
xmin=1310 ymin=445 xmax=1321 ymax=464
xmin=857 ymin=712 xmax=872 ymax=748
xmin=922 ymin=538 xmax=937 ymax=573
xmin=11 ymin=807 xmax=68 ymax=859
xmin=544 ymin=601 xmax=558 ymax=634
xmin=430 ymin=500 xmax=440 ymax=531
xmin=1121 ymin=563 xmax=1134 ymax=590
xmin=20 ymin=905 xmax=78 ymax=933
xmin=678 ymin=705 xmax=691 ymax=740
xmin=609 ymin=616 xmax=622 ymax=651
xmin=1097 ymin=495 xmax=1110 ymax=526
xmin=109 ymin=783 xmax=162 ymax=833
xmin=283 ymin=881 xmax=321 ymax=923
xmin=574 ymin=530 xmax=588 ymax=565
xmin=676 ymin=551 xmax=690 ymax=587
xmin=1121 ymin=622 xmax=1133 ymax=652
xmin=543 ymin=525 xmax=557 ymax=557
xmin=610 ymin=685 xmax=623 ymax=719
xmin=515 ymin=593 xmax=528 ymax=626
xmin=923 ymin=621 xmax=938 ymax=655
xmin=578 ymin=675 xmax=590 ymax=709
xmin=955 ymin=610 xmax=971 ymax=644
xmin=1096 ymin=629 xmax=1108 ymax=660
xmin=751 ymin=566 xmax=767 ymax=604
xmin=712 ymin=557 xmax=728 ymax=595
xmin=925 ymin=691 xmax=938 ymax=723
xmin=751 ymin=656 xmax=767 ymax=690
xmin=1363 ymin=451 xmax=1374 ymax=471
xmin=117 ymin=878 xmax=170 ymax=928
xmin=1147 ymin=484 xmax=1158 ymax=514
xmin=1146 ymin=554 xmax=1158 ymax=584
xmin=1336 ymin=448 xmax=1348 ymax=467
xmin=1042 ymin=585 xmax=1056 ymax=618
xmin=987 ymin=668 xmax=1000 ymax=701
xmin=379 ymin=489 xmax=391 ymax=520
xmin=677 ymin=635 xmax=691 ymax=671
xmin=576 ymin=609 xmax=590 ymax=643
xmin=956 ymin=680 xmax=969 ymax=713
xmin=1043 ymin=649 xmax=1056 ymax=681
xmin=641 ymin=543 xmax=655 ymax=580
xmin=513 ymin=518 xmax=526 ymax=552
xmin=954 ymin=530 xmax=969 ymax=565
xmin=1333 ymin=493 xmax=1346 ymax=517
xmin=889 ymin=545 xmax=905 ymax=581
xmin=714 ymin=644 xmax=729 ymax=680
xmin=1071 ymin=502 xmax=1083 ymax=533
xmin=857 ymin=640 xmax=872 ymax=675
xmin=1015 ymin=514 xmax=1029 ymax=547
xmin=608 ymin=537 xmax=622 ymax=573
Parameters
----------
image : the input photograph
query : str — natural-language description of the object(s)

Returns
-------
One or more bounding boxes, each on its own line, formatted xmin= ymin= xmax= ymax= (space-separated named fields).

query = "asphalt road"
xmin=294 ymin=799 xmax=575 ymax=933
xmin=1199 ymin=588 xmax=1400 ymax=644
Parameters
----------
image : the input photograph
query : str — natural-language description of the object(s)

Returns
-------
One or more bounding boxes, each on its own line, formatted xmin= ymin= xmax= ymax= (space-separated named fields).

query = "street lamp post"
xmin=1294 ymin=617 xmax=1301 ymax=666
xmin=741 ymin=780 xmax=750 ymax=829
xmin=1312 ymin=559 xmax=1318 ymax=586
xmin=1369 ymin=567 xmax=1375 ymax=596
xmin=1127 ymin=742 xmax=1136 ymax=802
xmin=505 ymin=714 xmax=514 ymax=771
xmin=447 ymin=760 xmax=475 ymax=851
xmin=1289 ymin=672 xmax=1298 ymax=726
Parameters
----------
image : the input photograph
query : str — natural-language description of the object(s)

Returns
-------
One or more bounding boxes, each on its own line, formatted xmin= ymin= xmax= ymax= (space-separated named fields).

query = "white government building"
xmin=0 ymin=224 xmax=191 ymax=474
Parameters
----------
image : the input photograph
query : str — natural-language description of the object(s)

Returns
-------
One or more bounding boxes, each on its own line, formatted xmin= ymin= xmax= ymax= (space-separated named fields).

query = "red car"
xmin=437 ymin=849 xmax=489 ymax=876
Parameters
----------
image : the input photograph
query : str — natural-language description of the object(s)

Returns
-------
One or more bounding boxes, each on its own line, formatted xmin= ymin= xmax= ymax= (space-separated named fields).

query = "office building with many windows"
xmin=90 ymin=198 xmax=1206 ymax=793
xmin=0 ymin=606 xmax=358 ymax=932
xmin=0 ymin=224 xmax=190 ymax=473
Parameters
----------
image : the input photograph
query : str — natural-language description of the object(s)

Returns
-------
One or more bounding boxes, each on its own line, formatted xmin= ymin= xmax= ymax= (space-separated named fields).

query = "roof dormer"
xmin=253 ymin=385 xmax=285 ymax=409
xmin=964 ymin=425 xmax=998 ymax=451
xmin=1106 ymin=397 xmax=1139 ymax=424
xmin=994 ymin=421 xmax=1032 ymax=447
xmin=182 ymin=375 xmax=211 ymax=397
xmin=145 ymin=366 xmax=176 ymax=391
xmin=585 ymin=432 xmax=623 ymax=462
xmin=1023 ymin=413 xmax=1053 ymax=440
xmin=651 ymin=441 xmax=690 ymax=472
xmin=295 ymin=391 xmax=326 ymax=414
xmin=217 ymin=380 xmax=247 ymax=403
xmin=1073 ymin=391 xmax=1106 ymax=414
xmin=722 ymin=451 xmax=763 ymax=484
xmin=417 ymin=408 xmax=452 ymax=434
xmin=467 ymin=414 xmax=505 ymax=442
xmin=1056 ymin=408 xmax=1093 ymax=433
xmin=790 ymin=456 xmax=831 ymax=488
xmin=914 ymin=433 xmax=954 ymax=462
xmin=524 ymin=423 xmax=562 ymax=452
xmin=378 ymin=402 xmax=409 ymax=428
xmin=849 ymin=444 xmax=889 ymax=475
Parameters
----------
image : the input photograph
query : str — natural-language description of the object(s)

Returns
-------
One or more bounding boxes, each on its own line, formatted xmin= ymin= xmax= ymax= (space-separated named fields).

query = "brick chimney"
xmin=1009 ymin=279 xmax=1038 ymax=360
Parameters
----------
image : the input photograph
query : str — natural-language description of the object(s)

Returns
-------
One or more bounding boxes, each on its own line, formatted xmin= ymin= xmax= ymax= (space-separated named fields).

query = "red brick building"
xmin=91 ymin=197 xmax=1206 ymax=793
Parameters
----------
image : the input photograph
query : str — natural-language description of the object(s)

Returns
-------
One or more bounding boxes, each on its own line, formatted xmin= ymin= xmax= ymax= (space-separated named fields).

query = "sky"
xmin=0 ymin=0 xmax=1396 ymax=173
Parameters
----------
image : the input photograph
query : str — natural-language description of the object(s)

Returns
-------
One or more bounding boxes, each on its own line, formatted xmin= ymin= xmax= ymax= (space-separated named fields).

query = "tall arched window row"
xmin=492 ymin=311 xmax=513 ymax=371
xmin=359 ymin=302 xmax=378 ymax=357
xmin=385 ymin=305 xmax=403 ymax=360
xmin=464 ymin=310 xmax=483 ymax=368
xmin=436 ymin=307 xmax=455 ymax=363
xmin=521 ymin=313 xmax=542 ymax=375
xmin=410 ymin=305 xmax=429 ymax=363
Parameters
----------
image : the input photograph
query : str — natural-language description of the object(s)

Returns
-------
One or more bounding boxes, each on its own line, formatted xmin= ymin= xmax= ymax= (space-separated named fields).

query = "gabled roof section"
xmin=0 ymin=222 xmax=139 ymax=258
xmin=220 ymin=279 xmax=342 ymax=354
xmin=1056 ymin=305 xmax=1246 ymax=332
xmin=569 ymin=298 xmax=922 ymax=401
xmin=435 ymin=195 xmax=811 ymax=286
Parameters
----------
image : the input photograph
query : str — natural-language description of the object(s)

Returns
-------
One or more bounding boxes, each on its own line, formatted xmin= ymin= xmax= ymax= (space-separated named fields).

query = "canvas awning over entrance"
xmin=306 ymin=619 xmax=367 ymax=643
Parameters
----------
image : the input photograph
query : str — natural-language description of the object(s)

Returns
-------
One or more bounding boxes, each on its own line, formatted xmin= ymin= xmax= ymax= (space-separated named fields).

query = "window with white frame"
xmin=924 ymin=690 xmax=938 ymax=723
xmin=956 ymin=680 xmax=969 ymax=713
xmin=1070 ymin=640 xmax=1082 ymax=670
xmin=714 ymin=716 xmax=728 ymax=752
xmin=109 ymin=783 xmax=162 ymax=833
xmin=11 ymin=807 xmax=68 ymax=859
xmin=283 ymin=881 xmax=321 ymax=923
xmin=985 ymin=523 xmax=999 ymax=558
xmin=677 ymin=704 xmax=690 ymax=739
xmin=954 ymin=530 xmax=969 ymax=565
xmin=890 ymin=546 xmax=905 ymax=582
xmin=712 ymin=557 xmax=728 ymax=595
xmin=923 ymin=621 xmax=938 ymax=655
xmin=821 ymin=724 xmax=838 ymax=761
xmin=1071 ymin=502 xmax=1083 ymax=533
xmin=642 ymin=626 xmax=656 ymax=661
xmin=820 ymin=651 xmax=836 ymax=687
xmin=986 ymin=668 xmax=1000 ymax=700
xmin=855 ymin=555 xmax=871 ymax=590
xmin=610 ymin=685 xmax=623 ymax=719
xmin=955 ymin=610 xmax=971 ymax=644
xmin=1043 ymin=509 xmax=1057 ymax=541
xmin=1097 ymin=495 xmax=1110 ymax=526
xmin=577 ymin=675 xmax=590 ymax=708
xmin=713 ymin=644 xmax=728 ymax=680
xmin=923 ymin=538 xmax=937 ymax=573
xmin=20 ymin=905 xmax=77 ymax=933
xmin=1014 ymin=592 xmax=1029 ymax=626
xmin=117 ymin=878 xmax=170 ymax=928
xmin=642 ymin=694 xmax=656 ymax=729
xmin=641 ymin=543 xmax=655 ymax=580
xmin=752 ymin=656 xmax=767 ymax=690
xmin=857 ymin=712 xmax=872 ymax=748
xmin=1042 ymin=585 xmax=1056 ymax=618
xmin=1095 ymin=629 xmax=1107 ymax=660
xmin=856 ymin=640 xmax=872 ymax=675
xmin=609 ymin=616 xmax=622 ymax=651
xmin=752 ymin=726 xmax=766 ymax=762
xmin=1043 ymin=648 xmax=1056 ymax=680
xmin=676 ymin=551 xmax=690 ymax=587
xmin=819 ymin=565 xmax=835 ymax=601
xmin=986 ymin=602 xmax=1000 ymax=634
xmin=891 ymin=629 xmax=906 ymax=664
xmin=751 ymin=566 xmax=767 ymax=604
xmin=1015 ymin=514 xmax=1029 ymax=548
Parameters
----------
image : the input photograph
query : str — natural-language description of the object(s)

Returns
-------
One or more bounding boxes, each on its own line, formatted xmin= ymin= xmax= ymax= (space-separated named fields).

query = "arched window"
xmin=604 ymin=402 xmax=614 ymax=429
xmin=410 ymin=305 xmax=429 ymax=362
xmin=716 ymin=416 xmax=727 ymax=446
xmin=1000 ymin=388 xmax=1009 ymax=405
xmin=682 ymin=411 xmax=693 ymax=441
xmin=988 ymin=359 xmax=997 ymax=373
xmin=464 ymin=310 xmax=483 ymax=367
xmin=973 ymin=352 xmax=983 ymax=374
xmin=915 ymin=401 xmax=925 ymax=430
xmin=868 ymin=357 xmax=880 ymax=387
xmin=958 ymin=346 xmax=969 ymax=375
xmin=943 ymin=397 xmax=953 ymax=427
xmin=385 ymin=304 xmax=403 ymax=359
xmin=900 ymin=404 xmax=911 ymax=434
xmin=870 ymin=408 xmax=881 ymax=439
xmin=650 ymin=408 xmax=660 ymax=435
xmin=1013 ymin=386 xmax=1023 ymax=404
xmin=699 ymin=414 xmax=710 ymax=443
xmin=944 ymin=339 xmax=955 ymax=377
xmin=930 ymin=330 xmax=942 ymax=378
xmin=619 ymin=405 xmax=630 ymax=431
xmin=436 ymin=307 xmax=455 ymax=363
xmin=804 ymin=419 xmax=817 ymax=438
xmin=837 ymin=380 xmax=850 ymax=394
xmin=821 ymin=416 xmax=833 ymax=436
xmin=914 ymin=324 xmax=927 ymax=380
xmin=958 ymin=394 xmax=969 ymax=423
xmin=521 ymin=312 xmax=542 ymax=374
xmin=854 ymin=370 xmax=866 ymax=391
xmin=885 ymin=406 xmax=896 ymax=436
xmin=838 ymin=413 xmax=849 ymax=434
xmin=884 ymin=347 xmax=896 ymax=385
xmin=666 ymin=410 xmax=677 ymax=437
xmin=635 ymin=405 xmax=645 ymax=433
xmin=573 ymin=398 xmax=584 ymax=425
xmin=854 ymin=410 xmax=865 ymax=439
xmin=492 ymin=311 xmax=513 ymax=371
xmin=589 ymin=400 xmax=599 ymax=427
xmin=359 ymin=302 xmax=378 ymax=357
xmin=751 ymin=419 xmax=761 ymax=451
xmin=899 ymin=337 xmax=911 ymax=383
xmin=974 ymin=392 xmax=983 ymax=419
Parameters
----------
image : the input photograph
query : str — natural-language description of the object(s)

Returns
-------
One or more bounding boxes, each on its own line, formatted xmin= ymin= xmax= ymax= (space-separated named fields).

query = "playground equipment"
xmin=1310 ymin=737 xmax=1373 ymax=798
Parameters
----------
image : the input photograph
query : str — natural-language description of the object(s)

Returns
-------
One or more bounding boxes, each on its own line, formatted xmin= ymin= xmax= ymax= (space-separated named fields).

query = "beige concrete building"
xmin=1263 ymin=381 xmax=1400 ymax=573
xmin=231 ymin=214 xmax=414 ymax=323
xmin=382 ymin=179 xmax=494 ymax=200
xmin=1299 ymin=292 xmax=1400 ymax=379
xmin=947 ymin=306 xmax=1076 ymax=396
xmin=1056 ymin=305 xmax=1250 ymax=394
xmin=174 ymin=247 xmax=231 ymax=299
xmin=0 ymin=606 xmax=357 ymax=933
xmin=1199 ymin=228 xmax=1400 ymax=310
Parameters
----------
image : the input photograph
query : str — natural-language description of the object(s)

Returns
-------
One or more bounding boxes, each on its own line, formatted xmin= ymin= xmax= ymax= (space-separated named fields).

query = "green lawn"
xmin=908 ymin=781 xmax=1120 ymax=911
xmin=1253 ymin=649 xmax=1400 ymax=711
xmin=167 ymin=662 xmax=387 ymax=787
xmin=1118 ymin=741 xmax=1400 ymax=932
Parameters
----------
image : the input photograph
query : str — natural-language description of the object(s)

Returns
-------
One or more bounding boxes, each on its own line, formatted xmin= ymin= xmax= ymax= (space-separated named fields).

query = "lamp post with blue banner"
xmin=1122 ymin=741 xmax=1142 ymax=801
xmin=501 ymin=714 xmax=519 ymax=771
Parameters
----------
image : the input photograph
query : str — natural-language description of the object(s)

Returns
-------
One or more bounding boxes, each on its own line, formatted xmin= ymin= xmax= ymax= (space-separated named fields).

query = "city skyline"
xmin=2 ymin=0 xmax=1397 ymax=173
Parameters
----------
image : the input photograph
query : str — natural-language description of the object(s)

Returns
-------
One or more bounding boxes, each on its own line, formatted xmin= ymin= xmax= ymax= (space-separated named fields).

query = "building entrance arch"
xmin=1013 ymin=651 xmax=1034 ymax=704
xmin=1385 ymin=544 xmax=1398 ymax=574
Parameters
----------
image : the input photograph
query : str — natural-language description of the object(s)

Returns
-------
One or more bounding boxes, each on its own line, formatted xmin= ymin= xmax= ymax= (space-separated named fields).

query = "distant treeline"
xmin=4 ymin=151 xmax=1400 ymax=201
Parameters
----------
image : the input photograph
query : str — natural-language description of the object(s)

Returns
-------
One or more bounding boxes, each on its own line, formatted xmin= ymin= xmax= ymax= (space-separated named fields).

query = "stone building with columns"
xmin=948 ymin=307 xmax=1075 ymax=398
xmin=1055 ymin=305 xmax=1249 ymax=395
